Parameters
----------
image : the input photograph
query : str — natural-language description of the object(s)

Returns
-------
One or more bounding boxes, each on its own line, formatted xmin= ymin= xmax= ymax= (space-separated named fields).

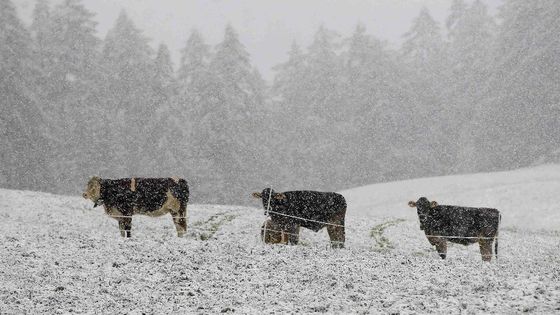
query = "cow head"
xmin=83 ymin=176 xmax=103 ymax=207
xmin=408 ymin=197 xmax=438 ymax=230
xmin=252 ymin=188 xmax=286 ymax=213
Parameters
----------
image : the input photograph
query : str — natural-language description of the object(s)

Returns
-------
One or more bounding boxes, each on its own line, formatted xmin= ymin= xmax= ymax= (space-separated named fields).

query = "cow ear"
xmin=252 ymin=192 xmax=262 ymax=199
xmin=274 ymin=193 xmax=286 ymax=200
xmin=408 ymin=201 xmax=416 ymax=207
xmin=430 ymin=201 xmax=438 ymax=208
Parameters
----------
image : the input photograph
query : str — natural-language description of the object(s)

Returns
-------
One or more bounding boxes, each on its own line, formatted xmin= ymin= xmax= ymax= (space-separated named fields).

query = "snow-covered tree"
xmin=101 ymin=10 xmax=157 ymax=175
xmin=342 ymin=24 xmax=429 ymax=184
xmin=446 ymin=0 xmax=496 ymax=172
xmin=0 ymin=0 xmax=47 ymax=189
xmin=191 ymin=24 xmax=266 ymax=203
xmin=271 ymin=41 xmax=306 ymax=109
xmin=30 ymin=0 xmax=55 ymax=81
xmin=402 ymin=8 xmax=445 ymax=74
xmin=400 ymin=8 xmax=454 ymax=174
xmin=153 ymin=43 xmax=175 ymax=99
xmin=446 ymin=0 xmax=468 ymax=37
xmin=481 ymin=0 xmax=560 ymax=169
xmin=39 ymin=0 xmax=103 ymax=190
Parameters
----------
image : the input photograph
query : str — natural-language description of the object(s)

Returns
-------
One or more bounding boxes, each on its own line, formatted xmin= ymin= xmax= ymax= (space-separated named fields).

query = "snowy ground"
xmin=1 ymin=165 xmax=560 ymax=313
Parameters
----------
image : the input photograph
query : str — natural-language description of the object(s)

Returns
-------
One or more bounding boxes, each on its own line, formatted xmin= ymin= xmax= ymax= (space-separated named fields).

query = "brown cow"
xmin=83 ymin=176 xmax=189 ymax=237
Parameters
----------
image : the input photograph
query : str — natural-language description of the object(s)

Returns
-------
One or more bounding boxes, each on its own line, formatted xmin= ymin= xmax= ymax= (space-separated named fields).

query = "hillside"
xmin=343 ymin=164 xmax=560 ymax=231
xmin=1 ymin=165 xmax=559 ymax=313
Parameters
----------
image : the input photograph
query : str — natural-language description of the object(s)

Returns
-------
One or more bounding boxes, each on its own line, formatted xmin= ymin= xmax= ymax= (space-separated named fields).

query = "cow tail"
xmin=495 ymin=213 xmax=501 ymax=260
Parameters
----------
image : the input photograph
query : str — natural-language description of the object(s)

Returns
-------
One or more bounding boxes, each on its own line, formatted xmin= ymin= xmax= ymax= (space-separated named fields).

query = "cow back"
xmin=270 ymin=191 xmax=346 ymax=231
xmin=134 ymin=178 xmax=173 ymax=212
xmin=424 ymin=205 xmax=500 ymax=242
xmin=100 ymin=178 xmax=189 ymax=215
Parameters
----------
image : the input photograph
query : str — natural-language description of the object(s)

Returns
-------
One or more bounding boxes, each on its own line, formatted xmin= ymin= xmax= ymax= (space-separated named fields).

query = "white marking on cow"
xmin=130 ymin=178 xmax=136 ymax=192
xmin=105 ymin=206 xmax=123 ymax=218
xmin=134 ymin=190 xmax=179 ymax=218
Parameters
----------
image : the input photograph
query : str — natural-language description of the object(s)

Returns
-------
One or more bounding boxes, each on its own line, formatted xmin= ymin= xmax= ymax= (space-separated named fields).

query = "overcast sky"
xmin=16 ymin=0 xmax=502 ymax=80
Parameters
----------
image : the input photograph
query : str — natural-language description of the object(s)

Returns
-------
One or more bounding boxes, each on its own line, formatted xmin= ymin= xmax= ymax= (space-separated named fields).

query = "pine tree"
xmin=177 ymin=29 xmax=213 ymax=121
xmin=101 ymin=10 xmax=156 ymax=175
xmin=402 ymin=8 xmax=445 ymax=73
xmin=198 ymin=24 xmax=266 ymax=203
xmin=446 ymin=0 xmax=496 ymax=173
xmin=481 ymin=0 xmax=560 ymax=169
xmin=30 ymin=0 xmax=55 ymax=82
xmin=49 ymin=0 xmax=99 ymax=88
xmin=0 ymin=0 xmax=46 ymax=190
xmin=343 ymin=24 xmax=424 ymax=184
xmin=271 ymin=41 xmax=306 ymax=110
xmin=304 ymin=25 xmax=342 ymax=120
xmin=41 ymin=0 xmax=102 ymax=191
xmin=400 ymin=8 xmax=453 ymax=176
xmin=149 ymin=43 xmax=185 ymax=177
xmin=178 ymin=30 xmax=210 ymax=86
xmin=446 ymin=0 xmax=468 ymax=37
xmin=294 ymin=26 xmax=345 ymax=189
xmin=448 ymin=0 xmax=495 ymax=85
xmin=344 ymin=23 xmax=395 ymax=116
xmin=269 ymin=40 xmax=317 ymax=188
xmin=153 ymin=43 xmax=175 ymax=100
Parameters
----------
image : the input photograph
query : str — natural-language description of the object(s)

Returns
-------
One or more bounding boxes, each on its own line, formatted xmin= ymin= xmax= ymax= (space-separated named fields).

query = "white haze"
xmin=2 ymin=0 xmax=560 ymax=313
xmin=14 ymin=0 xmax=502 ymax=79
xmin=2 ymin=0 xmax=559 ymax=206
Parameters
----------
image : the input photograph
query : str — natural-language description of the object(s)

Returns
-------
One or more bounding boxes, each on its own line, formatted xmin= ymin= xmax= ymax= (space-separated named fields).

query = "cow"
xmin=82 ymin=176 xmax=189 ymax=237
xmin=252 ymin=188 xmax=346 ymax=248
xmin=408 ymin=197 xmax=501 ymax=261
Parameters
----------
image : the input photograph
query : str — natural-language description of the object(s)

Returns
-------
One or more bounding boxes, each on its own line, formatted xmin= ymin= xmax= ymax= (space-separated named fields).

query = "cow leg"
xmin=171 ymin=206 xmax=187 ymax=237
xmin=118 ymin=218 xmax=132 ymax=238
xmin=327 ymin=209 xmax=346 ymax=249
xmin=285 ymin=224 xmax=300 ymax=245
xmin=427 ymin=236 xmax=447 ymax=259
xmin=280 ymin=231 xmax=289 ymax=245
xmin=327 ymin=225 xmax=345 ymax=249
xmin=479 ymin=239 xmax=493 ymax=262
xmin=435 ymin=240 xmax=447 ymax=259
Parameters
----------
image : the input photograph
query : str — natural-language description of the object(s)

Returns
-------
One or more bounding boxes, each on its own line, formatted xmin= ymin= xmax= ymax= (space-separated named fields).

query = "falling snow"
xmin=2 ymin=0 xmax=560 ymax=313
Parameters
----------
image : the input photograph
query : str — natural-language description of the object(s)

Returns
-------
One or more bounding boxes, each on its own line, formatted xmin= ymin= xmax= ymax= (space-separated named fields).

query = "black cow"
xmin=252 ymin=188 xmax=346 ymax=248
xmin=83 ymin=176 xmax=189 ymax=237
xmin=408 ymin=197 xmax=501 ymax=261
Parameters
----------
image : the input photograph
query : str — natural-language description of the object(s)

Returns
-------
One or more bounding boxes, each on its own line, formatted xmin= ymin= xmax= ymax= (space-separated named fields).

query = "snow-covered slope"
xmin=343 ymin=163 xmax=560 ymax=231
xmin=1 ymin=165 xmax=559 ymax=313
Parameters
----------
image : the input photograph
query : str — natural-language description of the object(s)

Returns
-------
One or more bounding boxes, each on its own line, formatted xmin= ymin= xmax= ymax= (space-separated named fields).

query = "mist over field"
xmin=2 ymin=1 xmax=560 ymax=313
xmin=2 ymin=0 xmax=559 ymax=204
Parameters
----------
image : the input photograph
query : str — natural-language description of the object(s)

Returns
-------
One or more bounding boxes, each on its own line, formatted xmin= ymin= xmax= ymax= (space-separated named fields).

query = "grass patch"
xmin=370 ymin=218 xmax=406 ymax=250
xmin=190 ymin=212 xmax=238 ymax=241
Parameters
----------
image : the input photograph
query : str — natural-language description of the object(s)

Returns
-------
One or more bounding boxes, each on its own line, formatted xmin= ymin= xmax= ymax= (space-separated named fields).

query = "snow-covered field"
xmin=1 ymin=165 xmax=560 ymax=313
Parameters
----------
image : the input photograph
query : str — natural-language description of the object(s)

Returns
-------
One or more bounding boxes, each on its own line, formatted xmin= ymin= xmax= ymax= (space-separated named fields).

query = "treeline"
xmin=1 ymin=0 xmax=559 ymax=204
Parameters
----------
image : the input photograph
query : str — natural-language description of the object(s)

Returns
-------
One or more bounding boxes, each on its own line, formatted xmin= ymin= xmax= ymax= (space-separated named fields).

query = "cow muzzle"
xmin=92 ymin=198 xmax=103 ymax=207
